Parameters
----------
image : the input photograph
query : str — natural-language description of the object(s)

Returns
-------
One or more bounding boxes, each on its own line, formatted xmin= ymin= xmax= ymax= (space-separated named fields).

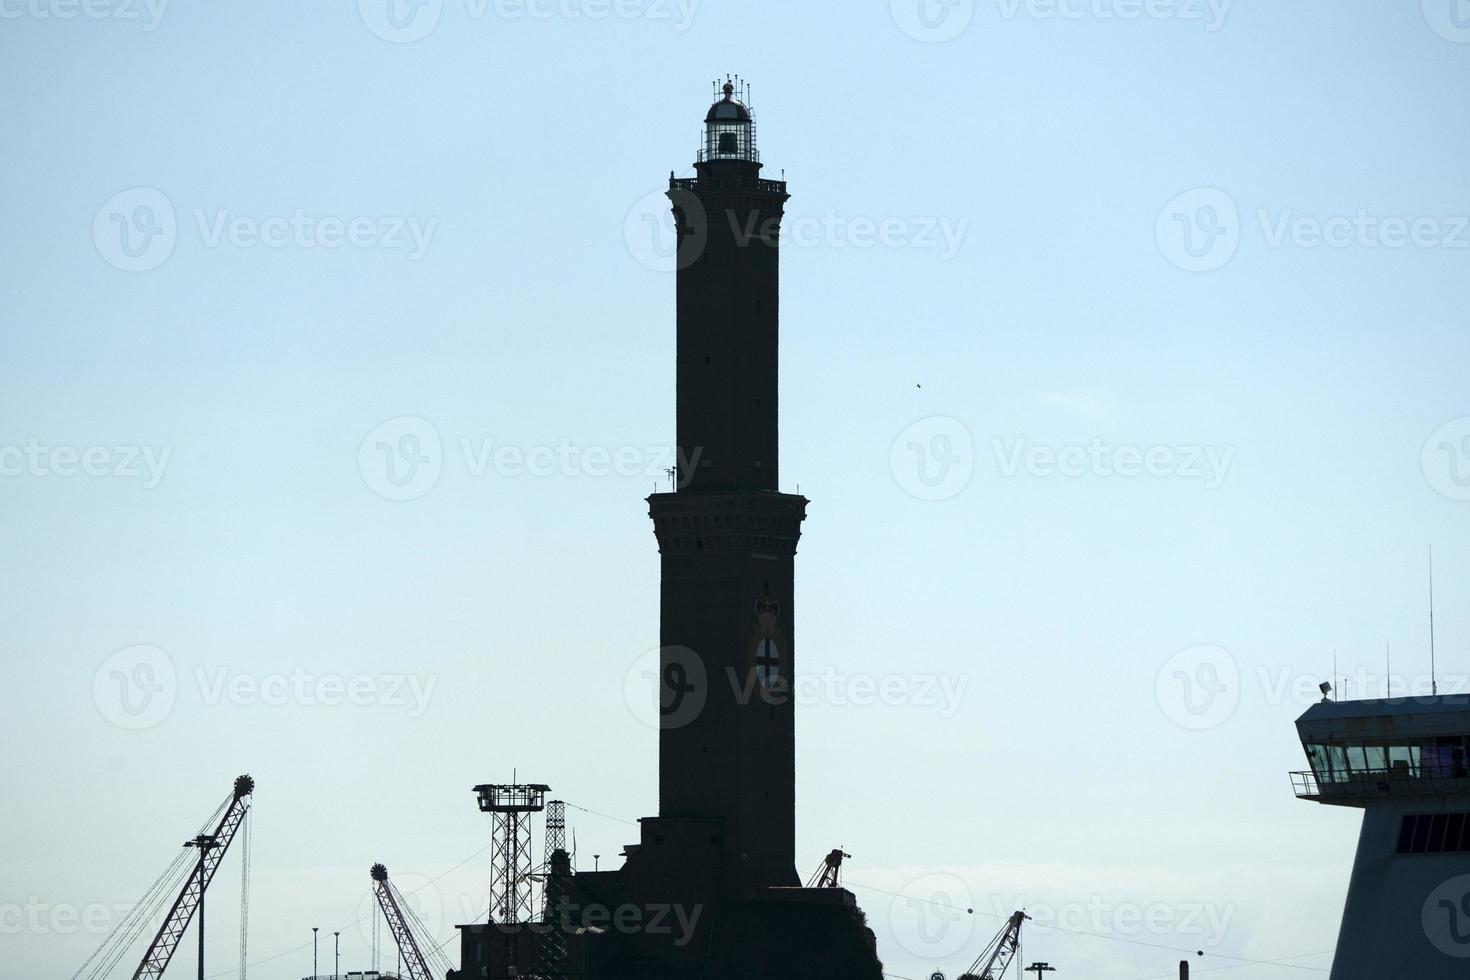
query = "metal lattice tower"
xmin=474 ymin=783 xmax=548 ymax=924
xmin=474 ymin=782 xmax=549 ymax=978
xmin=531 ymin=801 xmax=573 ymax=978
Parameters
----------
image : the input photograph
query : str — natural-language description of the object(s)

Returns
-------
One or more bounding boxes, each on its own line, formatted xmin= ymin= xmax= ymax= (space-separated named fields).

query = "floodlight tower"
xmin=474 ymin=782 xmax=549 ymax=976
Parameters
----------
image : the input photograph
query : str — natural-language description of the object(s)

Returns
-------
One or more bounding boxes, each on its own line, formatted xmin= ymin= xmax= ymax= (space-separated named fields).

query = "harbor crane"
xmin=71 ymin=774 xmax=254 ymax=980
xmin=959 ymin=910 xmax=1029 ymax=980
xmin=371 ymin=863 xmax=452 ymax=980
xmin=806 ymin=848 xmax=851 ymax=889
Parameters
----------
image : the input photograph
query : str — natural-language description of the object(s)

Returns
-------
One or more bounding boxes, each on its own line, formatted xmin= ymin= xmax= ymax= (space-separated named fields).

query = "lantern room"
xmin=700 ymin=78 xmax=760 ymax=164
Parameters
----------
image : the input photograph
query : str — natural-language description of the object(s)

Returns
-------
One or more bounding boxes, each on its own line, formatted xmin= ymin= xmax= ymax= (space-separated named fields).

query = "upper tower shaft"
xmin=667 ymin=78 xmax=789 ymax=494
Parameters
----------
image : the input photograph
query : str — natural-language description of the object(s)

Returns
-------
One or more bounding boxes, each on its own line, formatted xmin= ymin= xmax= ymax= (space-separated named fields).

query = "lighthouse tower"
xmin=647 ymin=77 xmax=809 ymax=894
xmin=451 ymin=81 xmax=884 ymax=980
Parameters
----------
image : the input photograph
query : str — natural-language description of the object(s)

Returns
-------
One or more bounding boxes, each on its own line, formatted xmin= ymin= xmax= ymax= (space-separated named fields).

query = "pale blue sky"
xmin=4 ymin=1 xmax=1470 ymax=978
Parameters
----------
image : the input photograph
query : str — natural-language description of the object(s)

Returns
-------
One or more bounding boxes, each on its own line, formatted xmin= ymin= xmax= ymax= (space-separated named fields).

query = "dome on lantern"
xmin=705 ymin=82 xmax=752 ymax=123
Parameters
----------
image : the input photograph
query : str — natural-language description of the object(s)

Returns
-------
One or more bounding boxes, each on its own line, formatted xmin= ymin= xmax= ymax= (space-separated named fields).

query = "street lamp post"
xmin=184 ymin=835 xmax=219 ymax=980
xmin=334 ymin=930 xmax=340 ymax=979
xmin=313 ymin=927 xmax=319 ymax=978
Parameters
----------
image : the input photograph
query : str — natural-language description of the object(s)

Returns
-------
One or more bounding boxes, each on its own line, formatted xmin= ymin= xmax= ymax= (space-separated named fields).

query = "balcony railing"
xmin=668 ymin=176 xmax=788 ymax=196
xmin=1291 ymin=767 xmax=1470 ymax=801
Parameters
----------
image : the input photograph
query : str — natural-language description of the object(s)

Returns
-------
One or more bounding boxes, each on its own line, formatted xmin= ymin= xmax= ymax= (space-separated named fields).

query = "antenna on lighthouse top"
xmin=1430 ymin=545 xmax=1439 ymax=696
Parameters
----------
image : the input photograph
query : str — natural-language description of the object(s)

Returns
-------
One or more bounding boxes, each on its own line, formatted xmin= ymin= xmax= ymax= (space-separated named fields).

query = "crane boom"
xmin=371 ymin=864 xmax=437 ymax=980
xmin=960 ymin=910 xmax=1028 ymax=980
xmin=132 ymin=775 xmax=255 ymax=980
xmin=805 ymin=848 xmax=850 ymax=889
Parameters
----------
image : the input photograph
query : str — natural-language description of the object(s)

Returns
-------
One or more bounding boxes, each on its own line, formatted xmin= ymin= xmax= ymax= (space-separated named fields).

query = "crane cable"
xmin=72 ymin=793 xmax=233 ymax=980
xmin=238 ymin=805 xmax=251 ymax=980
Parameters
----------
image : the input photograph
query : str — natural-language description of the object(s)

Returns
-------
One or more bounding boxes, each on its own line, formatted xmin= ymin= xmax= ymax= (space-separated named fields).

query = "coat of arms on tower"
xmin=748 ymin=598 xmax=782 ymax=689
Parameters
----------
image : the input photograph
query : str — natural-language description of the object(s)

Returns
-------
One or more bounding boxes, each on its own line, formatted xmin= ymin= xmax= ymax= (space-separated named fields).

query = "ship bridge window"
xmin=1396 ymin=812 xmax=1470 ymax=854
xmin=1305 ymin=736 xmax=1470 ymax=781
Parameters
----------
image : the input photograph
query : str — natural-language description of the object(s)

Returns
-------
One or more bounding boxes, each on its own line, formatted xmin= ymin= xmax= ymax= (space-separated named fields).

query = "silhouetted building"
xmin=450 ymin=80 xmax=883 ymax=980
xmin=1293 ymin=695 xmax=1470 ymax=977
